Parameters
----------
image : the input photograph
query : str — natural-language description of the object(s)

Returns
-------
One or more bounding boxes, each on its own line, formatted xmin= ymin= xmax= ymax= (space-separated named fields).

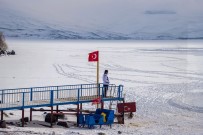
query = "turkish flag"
xmin=92 ymin=97 xmax=101 ymax=105
xmin=88 ymin=51 xmax=99 ymax=62
xmin=117 ymin=102 xmax=136 ymax=113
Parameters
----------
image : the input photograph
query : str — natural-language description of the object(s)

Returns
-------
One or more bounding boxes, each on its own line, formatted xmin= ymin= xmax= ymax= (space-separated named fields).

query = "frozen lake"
xmin=0 ymin=40 xmax=203 ymax=135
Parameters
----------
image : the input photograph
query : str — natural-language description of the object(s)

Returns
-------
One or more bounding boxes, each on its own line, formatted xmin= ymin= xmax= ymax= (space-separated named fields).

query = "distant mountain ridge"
xmin=1 ymin=7 xmax=203 ymax=40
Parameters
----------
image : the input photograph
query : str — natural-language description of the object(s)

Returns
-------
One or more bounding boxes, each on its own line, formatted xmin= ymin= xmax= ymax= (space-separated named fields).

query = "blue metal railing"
xmin=0 ymin=83 xmax=124 ymax=111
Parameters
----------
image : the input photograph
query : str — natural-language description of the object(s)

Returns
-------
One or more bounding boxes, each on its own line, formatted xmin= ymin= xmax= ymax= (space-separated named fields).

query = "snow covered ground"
xmin=0 ymin=40 xmax=203 ymax=135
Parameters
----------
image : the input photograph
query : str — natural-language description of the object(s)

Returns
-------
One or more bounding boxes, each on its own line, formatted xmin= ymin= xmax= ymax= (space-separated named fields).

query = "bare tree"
xmin=0 ymin=32 xmax=8 ymax=51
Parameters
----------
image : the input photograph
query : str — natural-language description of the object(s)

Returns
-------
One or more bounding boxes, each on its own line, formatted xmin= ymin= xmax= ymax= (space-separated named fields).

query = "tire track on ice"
xmin=53 ymin=64 xmax=94 ymax=83
xmin=103 ymin=63 xmax=203 ymax=81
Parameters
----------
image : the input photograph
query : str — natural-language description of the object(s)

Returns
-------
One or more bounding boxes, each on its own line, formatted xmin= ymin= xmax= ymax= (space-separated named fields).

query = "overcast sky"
xmin=1 ymin=0 xmax=203 ymax=32
xmin=1 ymin=0 xmax=203 ymax=20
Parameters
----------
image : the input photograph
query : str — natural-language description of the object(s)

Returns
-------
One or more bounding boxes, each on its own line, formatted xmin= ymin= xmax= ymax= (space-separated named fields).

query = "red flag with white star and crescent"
xmin=88 ymin=51 xmax=99 ymax=62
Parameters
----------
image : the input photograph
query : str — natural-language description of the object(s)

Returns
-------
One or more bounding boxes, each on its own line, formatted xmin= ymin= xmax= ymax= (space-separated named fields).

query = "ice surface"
xmin=0 ymin=40 xmax=203 ymax=135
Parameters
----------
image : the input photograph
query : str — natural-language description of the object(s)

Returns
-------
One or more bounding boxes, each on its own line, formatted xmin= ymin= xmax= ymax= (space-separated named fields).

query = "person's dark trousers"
xmin=103 ymin=85 xmax=109 ymax=97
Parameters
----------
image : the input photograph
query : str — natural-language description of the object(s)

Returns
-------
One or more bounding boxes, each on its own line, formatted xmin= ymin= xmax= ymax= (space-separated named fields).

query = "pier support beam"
xmin=122 ymin=99 xmax=125 ymax=124
xmin=1 ymin=110 xmax=3 ymax=120
xmin=77 ymin=104 xmax=79 ymax=127
xmin=80 ymin=103 xmax=82 ymax=113
xmin=22 ymin=109 xmax=25 ymax=127
xmin=50 ymin=106 xmax=53 ymax=128
xmin=56 ymin=105 xmax=59 ymax=113
xmin=101 ymin=101 xmax=104 ymax=109
xmin=30 ymin=108 xmax=32 ymax=121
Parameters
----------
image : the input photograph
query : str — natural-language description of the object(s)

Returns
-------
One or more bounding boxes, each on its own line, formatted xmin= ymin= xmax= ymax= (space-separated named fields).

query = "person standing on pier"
xmin=103 ymin=70 xmax=110 ymax=97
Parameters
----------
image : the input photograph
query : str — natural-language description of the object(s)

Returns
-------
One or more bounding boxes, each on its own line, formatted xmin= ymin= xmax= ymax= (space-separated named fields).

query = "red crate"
xmin=117 ymin=102 xmax=136 ymax=113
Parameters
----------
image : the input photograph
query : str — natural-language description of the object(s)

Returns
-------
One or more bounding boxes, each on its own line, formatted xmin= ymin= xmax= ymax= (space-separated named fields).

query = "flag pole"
xmin=88 ymin=51 xmax=100 ymax=108
xmin=97 ymin=60 xmax=99 ymax=85
xmin=96 ymin=56 xmax=99 ymax=108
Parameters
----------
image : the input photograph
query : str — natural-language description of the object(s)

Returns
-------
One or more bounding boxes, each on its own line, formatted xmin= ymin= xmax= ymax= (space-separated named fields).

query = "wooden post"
xmin=97 ymin=61 xmax=99 ymax=108
xmin=77 ymin=104 xmax=80 ymax=127
xmin=50 ymin=106 xmax=53 ymax=128
xmin=122 ymin=99 xmax=125 ymax=124
xmin=22 ymin=109 xmax=24 ymax=127
xmin=30 ymin=88 xmax=33 ymax=122
xmin=1 ymin=110 xmax=3 ymax=120
xmin=101 ymin=101 xmax=104 ymax=109
xmin=80 ymin=103 xmax=82 ymax=114
xmin=56 ymin=105 xmax=59 ymax=113
xmin=30 ymin=108 xmax=32 ymax=121
xmin=97 ymin=61 xmax=99 ymax=86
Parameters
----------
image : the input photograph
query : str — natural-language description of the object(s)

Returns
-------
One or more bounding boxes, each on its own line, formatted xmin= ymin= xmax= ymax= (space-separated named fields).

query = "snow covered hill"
xmin=1 ymin=1 xmax=203 ymax=40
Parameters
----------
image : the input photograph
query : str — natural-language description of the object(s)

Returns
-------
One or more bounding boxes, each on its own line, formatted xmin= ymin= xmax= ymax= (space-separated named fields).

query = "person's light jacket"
xmin=103 ymin=74 xmax=109 ymax=85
